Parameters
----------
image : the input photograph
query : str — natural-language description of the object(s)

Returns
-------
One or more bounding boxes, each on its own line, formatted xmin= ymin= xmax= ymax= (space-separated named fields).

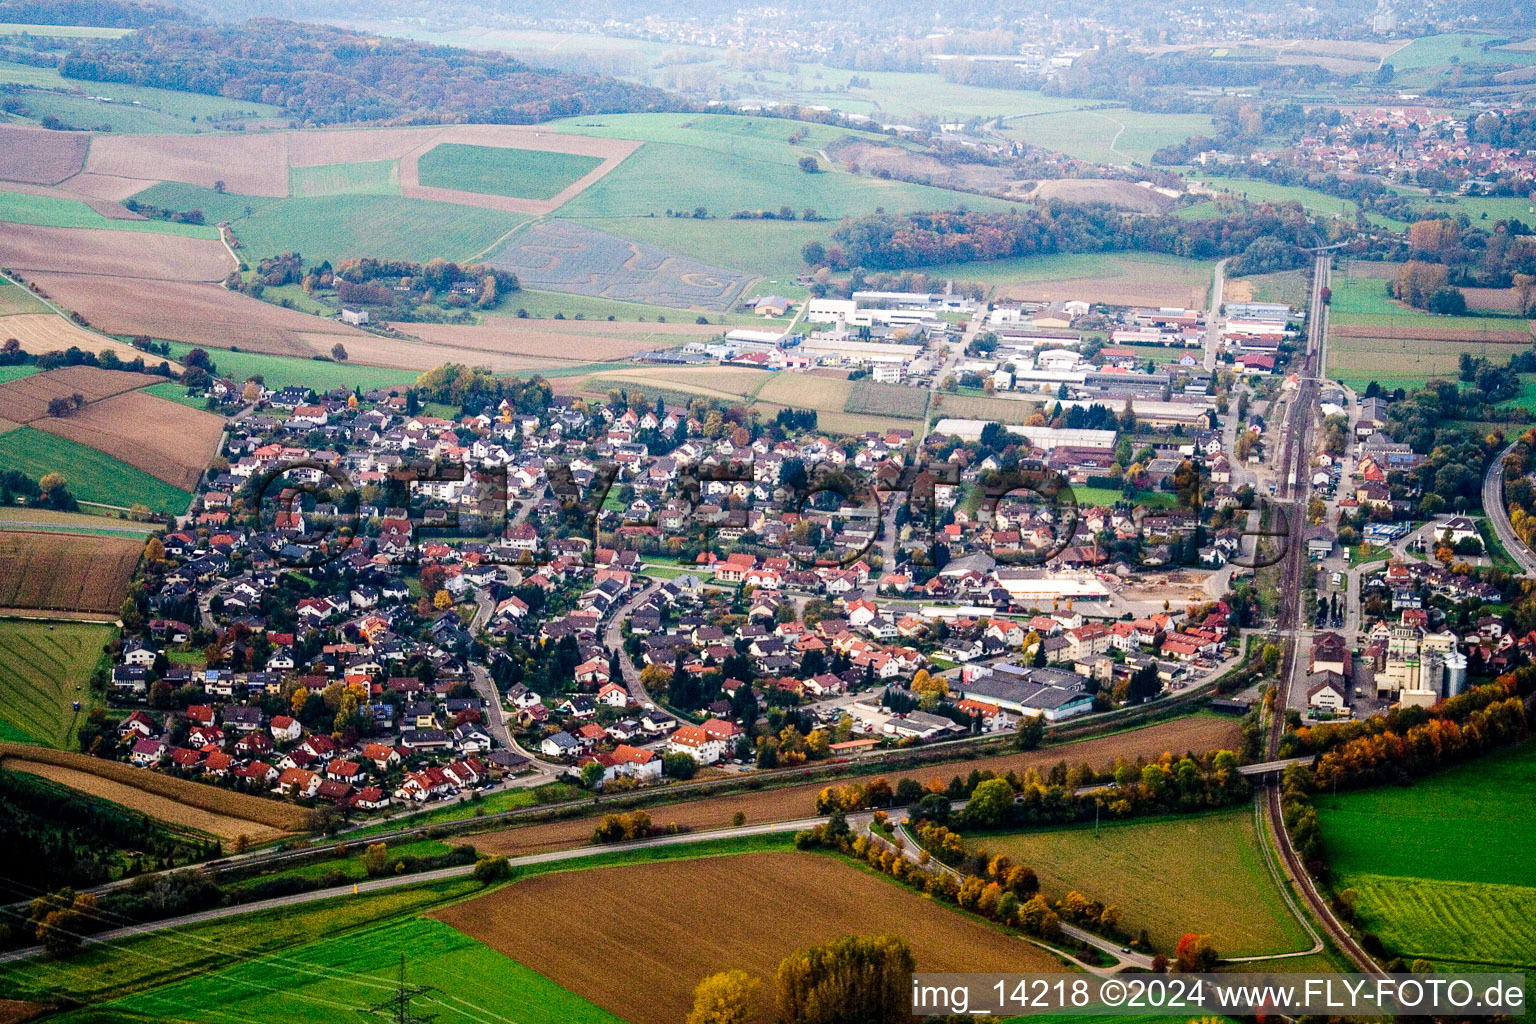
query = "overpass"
xmin=1238 ymin=755 xmax=1317 ymax=778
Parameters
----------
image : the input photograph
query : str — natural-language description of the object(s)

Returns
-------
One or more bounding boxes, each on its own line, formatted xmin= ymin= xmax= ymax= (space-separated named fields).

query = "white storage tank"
xmin=1443 ymin=650 xmax=1469 ymax=697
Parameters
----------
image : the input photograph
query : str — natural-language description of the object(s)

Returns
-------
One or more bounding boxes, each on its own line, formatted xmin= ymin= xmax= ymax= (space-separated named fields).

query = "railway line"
xmin=1260 ymin=253 xmax=1385 ymax=978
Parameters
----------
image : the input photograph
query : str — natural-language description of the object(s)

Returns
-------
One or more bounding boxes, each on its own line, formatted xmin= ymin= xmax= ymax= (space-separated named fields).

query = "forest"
xmin=821 ymin=203 xmax=1323 ymax=271
xmin=57 ymin=20 xmax=687 ymax=125
xmin=0 ymin=0 xmax=186 ymax=26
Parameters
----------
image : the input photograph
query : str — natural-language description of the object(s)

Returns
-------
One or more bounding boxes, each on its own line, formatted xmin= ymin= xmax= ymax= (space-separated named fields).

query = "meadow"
xmin=165 ymin=343 xmax=419 ymax=392
xmin=0 ymin=59 xmax=284 ymax=132
xmin=1195 ymin=176 xmax=1407 ymax=230
xmin=289 ymin=159 xmax=401 ymax=197
xmin=0 ymin=277 xmax=49 ymax=315
xmin=0 ymin=427 xmax=192 ymax=515
xmin=977 ymin=806 xmax=1311 ymax=957
xmin=1329 ymin=270 xmax=1529 ymax=333
xmin=108 ymin=916 xmax=622 ymax=1024
xmin=0 ymin=619 xmax=112 ymax=746
xmin=910 ymin=251 xmax=1216 ymax=308
xmin=1318 ymin=739 xmax=1536 ymax=969
xmin=0 ymin=191 xmax=219 ymax=238
xmin=1 ymin=879 xmax=484 ymax=1009
xmin=419 ymin=143 xmax=603 ymax=200
xmin=231 ymin=194 xmax=529 ymax=265
xmin=1001 ymin=110 xmax=1215 ymax=166
xmin=495 ymin=288 xmax=772 ymax=326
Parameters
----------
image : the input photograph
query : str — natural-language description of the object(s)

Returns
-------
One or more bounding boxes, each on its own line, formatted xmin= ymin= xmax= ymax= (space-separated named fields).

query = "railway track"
xmin=1261 ymin=254 xmax=1385 ymax=977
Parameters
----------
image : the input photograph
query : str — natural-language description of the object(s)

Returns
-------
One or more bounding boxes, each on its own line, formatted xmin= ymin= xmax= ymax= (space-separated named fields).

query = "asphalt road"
xmin=1482 ymin=440 xmax=1536 ymax=575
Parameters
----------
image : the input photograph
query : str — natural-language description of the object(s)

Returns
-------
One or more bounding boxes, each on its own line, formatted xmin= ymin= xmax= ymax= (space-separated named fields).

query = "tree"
xmin=962 ymin=777 xmax=1015 ymax=828
xmin=472 ymin=855 xmax=512 ymax=883
xmin=797 ymin=156 xmax=820 ymax=174
xmin=687 ymin=969 xmax=761 ymax=1024
xmin=1174 ymin=932 xmax=1219 ymax=972
xmin=361 ymin=842 xmax=390 ymax=877
xmin=331 ymin=343 xmax=348 ymax=362
xmin=1013 ymin=713 xmax=1044 ymax=750
xmin=580 ymin=760 xmax=606 ymax=790
xmin=143 ymin=537 xmax=166 ymax=563
xmin=776 ymin=934 xmax=913 ymax=1024
xmin=433 ymin=589 xmax=452 ymax=610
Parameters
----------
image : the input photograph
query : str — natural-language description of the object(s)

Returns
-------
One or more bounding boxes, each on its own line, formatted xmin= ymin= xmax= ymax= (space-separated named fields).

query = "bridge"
xmin=1238 ymin=755 xmax=1317 ymax=778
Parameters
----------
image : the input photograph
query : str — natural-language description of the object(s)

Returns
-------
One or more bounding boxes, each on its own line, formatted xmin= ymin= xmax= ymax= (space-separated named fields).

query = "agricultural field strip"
xmin=0 ymin=531 xmax=142 ymax=614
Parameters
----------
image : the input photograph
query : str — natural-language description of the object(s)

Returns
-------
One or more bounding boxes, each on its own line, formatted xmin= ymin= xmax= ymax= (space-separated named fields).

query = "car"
xmin=1121 ymin=946 xmax=1132 ymax=953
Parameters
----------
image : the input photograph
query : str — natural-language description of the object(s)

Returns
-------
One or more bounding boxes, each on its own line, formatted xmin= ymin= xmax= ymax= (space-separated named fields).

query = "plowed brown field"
xmin=0 ymin=531 xmax=140 ymax=613
xmin=83 ymin=132 xmax=291 ymax=197
xmin=36 ymin=390 xmax=224 ymax=490
xmin=436 ymin=851 xmax=1061 ymax=1024
xmin=469 ymin=715 xmax=1243 ymax=857
xmin=22 ymin=274 xmax=356 ymax=353
xmin=60 ymin=171 xmax=154 ymax=203
xmin=0 ymin=313 xmax=172 ymax=368
xmin=0 ymin=366 xmax=157 ymax=423
xmin=0 ymin=224 xmax=231 ymax=281
xmin=0 ymin=125 xmax=87 ymax=185
xmin=3 ymin=757 xmax=289 ymax=843
xmin=288 ymin=126 xmax=447 ymax=166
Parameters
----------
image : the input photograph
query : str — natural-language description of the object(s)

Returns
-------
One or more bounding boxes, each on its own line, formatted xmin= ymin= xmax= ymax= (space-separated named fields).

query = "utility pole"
xmin=364 ymin=954 xmax=437 ymax=1024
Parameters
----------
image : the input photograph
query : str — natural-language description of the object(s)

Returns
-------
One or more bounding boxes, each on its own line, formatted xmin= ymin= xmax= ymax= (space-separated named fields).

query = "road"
xmin=0 ymin=815 xmax=833 ymax=965
xmin=1482 ymin=440 xmax=1536 ymax=575
xmin=1260 ymin=252 xmax=1385 ymax=977
xmin=1204 ymin=258 xmax=1227 ymax=372
xmin=602 ymin=580 xmax=667 ymax=712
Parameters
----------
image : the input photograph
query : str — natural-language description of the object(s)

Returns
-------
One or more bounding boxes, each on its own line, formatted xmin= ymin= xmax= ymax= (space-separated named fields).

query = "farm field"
xmin=0 ymin=531 xmax=141 ymax=615
xmin=0 ymin=743 xmax=310 ymax=839
xmin=978 ymin=806 xmax=1311 ymax=957
xmin=571 ymin=212 xmax=822 ymax=285
xmin=139 ymin=380 xmax=208 ymax=409
xmin=1195 ymin=176 xmax=1407 ymax=230
xmin=0 ymin=61 xmax=284 ymax=133
xmin=22 ymin=272 xmax=357 ymax=355
xmin=1318 ymin=739 xmax=1536 ymax=970
xmin=931 ymin=392 xmax=1043 ymax=424
xmin=0 ymin=505 xmax=158 ymax=535
xmin=0 ymin=427 xmax=192 ymax=515
xmin=164 ymin=344 xmax=418 ymax=392
xmin=418 ymin=144 xmax=604 ymax=200
xmin=405 ymin=319 xmax=712 ymax=361
xmin=0 ymin=122 xmax=89 ymax=184
xmin=437 ymin=851 xmax=1061 ymax=1024
xmin=469 ymin=714 xmax=1243 ymax=858
xmin=289 ymin=159 xmax=401 ymax=197
xmin=912 ymin=251 xmax=1217 ymax=308
xmin=844 ymin=379 xmax=930 ymax=419
xmin=109 ymin=916 xmax=621 ymax=1024
xmin=1002 ymin=110 xmax=1215 ymax=166
xmin=0 ymin=189 xmax=218 ymax=238
xmin=1330 ymin=267 xmax=1533 ymax=334
xmin=232 ymin=193 xmax=529 ymax=265
xmin=486 ymin=219 xmax=755 ymax=311
xmin=550 ymin=112 xmax=1017 ymax=222
xmin=588 ymin=365 xmax=770 ymax=402
xmin=0 ymin=365 xmax=156 ymax=422
xmin=1325 ymin=336 xmax=1510 ymax=391
xmin=493 ymin=288 xmax=774 ymax=326
xmin=0 ymin=879 xmax=483 ymax=1009
xmin=0 ymin=620 xmax=113 ymax=746
xmin=1224 ymin=268 xmax=1309 ymax=309
xmin=0 ymin=222 xmax=231 ymax=282
xmin=0 ymin=278 xmax=48 ymax=315
xmin=33 ymin=390 xmax=224 ymax=491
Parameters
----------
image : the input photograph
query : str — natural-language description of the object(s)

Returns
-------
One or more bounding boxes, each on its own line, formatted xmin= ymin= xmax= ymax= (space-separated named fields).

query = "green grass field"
xmin=1318 ymin=739 xmax=1536 ymax=969
xmin=565 ymin=212 xmax=822 ymax=284
xmin=139 ymin=380 xmax=212 ymax=410
xmin=1 ymin=879 xmax=483 ymax=1008
xmin=1197 ymin=176 xmax=1407 ymax=230
xmin=0 ymin=278 xmax=50 ymax=316
xmin=165 ymin=343 xmax=419 ymax=392
xmin=0 ymin=60 xmax=283 ymax=132
xmin=1003 ymin=110 xmax=1215 ymax=166
xmin=490 ymin=289 xmax=771 ymax=326
xmin=1329 ymin=271 xmax=1528 ymax=333
xmin=551 ymin=112 xmax=1015 ymax=224
xmin=419 ymin=143 xmax=605 ymax=200
xmin=909 ymin=250 xmax=1217 ymax=292
xmin=0 ymin=427 xmax=191 ymax=515
xmin=0 ymin=364 xmax=40 ymax=383
xmin=232 ymin=194 xmax=528 ymax=264
xmin=290 ymin=160 xmax=401 ymax=198
xmin=0 ymin=191 xmax=219 ymax=238
xmin=0 ymin=619 xmax=114 ymax=746
xmin=128 ymin=182 xmax=283 ymax=224
xmin=976 ymin=806 xmax=1311 ymax=957
xmin=0 ymin=23 xmax=132 ymax=37
xmin=109 ymin=916 xmax=624 ymax=1024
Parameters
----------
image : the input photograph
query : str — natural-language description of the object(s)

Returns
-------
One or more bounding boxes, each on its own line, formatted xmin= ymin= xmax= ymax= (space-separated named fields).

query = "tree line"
xmin=58 ymin=20 xmax=686 ymax=126
xmin=816 ymin=203 xmax=1323 ymax=272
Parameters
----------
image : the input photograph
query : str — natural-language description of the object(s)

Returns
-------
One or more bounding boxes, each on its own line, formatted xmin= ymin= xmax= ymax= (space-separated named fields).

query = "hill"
xmin=58 ymin=20 xmax=687 ymax=126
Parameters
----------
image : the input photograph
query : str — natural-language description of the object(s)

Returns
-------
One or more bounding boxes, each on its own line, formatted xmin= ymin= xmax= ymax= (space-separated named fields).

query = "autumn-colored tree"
xmin=1174 ymin=932 xmax=1219 ymax=972
xmin=290 ymin=686 xmax=311 ymax=717
xmin=361 ymin=842 xmax=389 ymax=877
xmin=433 ymin=589 xmax=452 ymax=610
xmin=143 ymin=537 xmax=166 ymax=563
xmin=776 ymin=934 xmax=912 ymax=1024
xmin=686 ymin=969 xmax=761 ymax=1024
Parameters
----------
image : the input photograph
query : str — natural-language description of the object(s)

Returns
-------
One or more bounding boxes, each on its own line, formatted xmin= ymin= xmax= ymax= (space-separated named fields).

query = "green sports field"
xmin=0 ymin=191 xmax=219 ymax=238
xmin=0 ymin=427 xmax=191 ymax=516
xmin=419 ymin=143 xmax=605 ymax=200
xmin=0 ymin=619 xmax=113 ymax=746
xmin=1318 ymin=739 xmax=1536 ymax=970
xmin=974 ymin=806 xmax=1311 ymax=957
